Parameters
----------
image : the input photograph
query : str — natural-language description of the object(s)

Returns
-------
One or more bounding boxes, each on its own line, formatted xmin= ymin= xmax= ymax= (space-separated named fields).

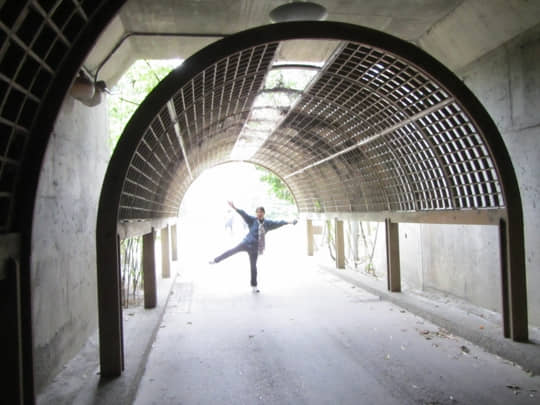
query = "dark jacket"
xmin=235 ymin=208 xmax=287 ymax=250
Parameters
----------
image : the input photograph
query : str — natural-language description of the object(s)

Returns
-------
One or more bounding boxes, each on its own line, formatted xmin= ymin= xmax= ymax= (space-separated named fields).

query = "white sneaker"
xmin=252 ymin=286 xmax=260 ymax=293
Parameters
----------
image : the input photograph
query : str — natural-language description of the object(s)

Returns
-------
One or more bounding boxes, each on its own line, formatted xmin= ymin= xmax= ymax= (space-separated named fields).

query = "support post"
xmin=307 ymin=219 xmax=314 ymax=256
xmin=143 ymin=230 xmax=157 ymax=309
xmin=161 ymin=225 xmax=171 ymax=278
xmin=171 ymin=224 xmax=178 ymax=261
xmin=385 ymin=219 xmax=401 ymax=292
xmin=0 ymin=234 xmax=27 ymax=404
xmin=116 ymin=235 xmax=124 ymax=370
xmin=96 ymin=231 xmax=123 ymax=377
xmin=335 ymin=219 xmax=345 ymax=269
xmin=499 ymin=218 xmax=528 ymax=341
xmin=1 ymin=258 xmax=23 ymax=404
xmin=352 ymin=220 xmax=359 ymax=265
xmin=499 ymin=218 xmax=510 ymax=338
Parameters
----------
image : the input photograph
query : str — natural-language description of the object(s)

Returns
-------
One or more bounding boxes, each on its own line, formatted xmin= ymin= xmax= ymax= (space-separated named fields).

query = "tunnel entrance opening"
xmin=178 ymin=162 xmax=299 ymax=269
xmin=96 ymin=21 xmax=528 ymax=378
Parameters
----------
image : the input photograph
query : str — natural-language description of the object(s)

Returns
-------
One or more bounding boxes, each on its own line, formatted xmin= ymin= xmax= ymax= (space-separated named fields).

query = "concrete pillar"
xmin=171 ymin=224 xmax=178 ymax=261
xmin=161 ymin=225 xmax=171 ymax=278
xmin=143 ymin=231 xmax=157 ymax=309
xmin=499 ymin=218 xmax=528 ymax=341
xmin=335 ymin=219 xmax=345 ymax=269
xmin=385 ymin=219 xmax=401 ymax=292
xmin=307 ymin=219 xmax=314 ymax=256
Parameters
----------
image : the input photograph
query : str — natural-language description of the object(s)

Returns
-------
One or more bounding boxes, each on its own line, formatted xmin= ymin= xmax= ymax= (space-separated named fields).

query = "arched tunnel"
xmin=1 ymin=1 xmax=539 ymax=403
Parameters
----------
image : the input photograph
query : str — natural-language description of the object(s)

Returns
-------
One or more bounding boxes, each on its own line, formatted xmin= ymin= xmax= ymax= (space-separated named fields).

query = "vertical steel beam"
xmin=385 ymin=219 xmax=401 ymax=292
xmin=1 ymin=258 xmax=23 ymax=404
xmin=116 ymin=235 xmax=125 ymax=370
xmin=143 ymin=231 xmax=157 ymax=309
xmin=0 ymin=234 xmax=26 ymax=404
xmin=171 ymin=224 xmax=178 ymax=261
xmin=499 ymin=217 xmax=528 ymax=341
xmin=96 ymin=231 xmax=123 ymax=377
xmin=307 ymin=219 xmax=314 ymax=256
xmin=161 ymin=225 xmax=171 ymax=278
xmin=335 ymin=219 xmax=345 ymax=269
xmin=499 ymin=218 xmax=511 ymax=338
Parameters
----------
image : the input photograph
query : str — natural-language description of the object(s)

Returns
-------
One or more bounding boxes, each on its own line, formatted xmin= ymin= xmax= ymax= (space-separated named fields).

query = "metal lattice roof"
xmin=0 ymin=2 xmax=531 ymax=234
xmin=117 ymin=31 xmax=504 ymax=222
xmin=0 ymin=0 xmax=105 ymax=232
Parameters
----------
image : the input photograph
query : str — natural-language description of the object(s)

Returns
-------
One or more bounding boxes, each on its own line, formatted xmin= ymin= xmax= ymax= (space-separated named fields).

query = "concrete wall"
xmin=397 ymin=23 xmax=540 ymax=326
xmin=31 ymin=96 xmax=110 ymax=391
xmin=457 ymin=22 xmax=540 ymax=326
xmin=399 ymin=224 xmax=501 ymax=313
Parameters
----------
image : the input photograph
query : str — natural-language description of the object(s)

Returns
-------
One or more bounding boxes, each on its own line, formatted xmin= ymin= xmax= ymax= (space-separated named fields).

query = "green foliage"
xmin=256 ymin=166 xmax=295 ymax=204
xmin=107 ymin=59 xmax=180 ymax=152
xmin=264 ymin=68 xmax=317 ymax=91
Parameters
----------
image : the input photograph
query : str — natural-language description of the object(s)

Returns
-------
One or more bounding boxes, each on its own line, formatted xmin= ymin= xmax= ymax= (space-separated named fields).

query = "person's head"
xmin=255 ymin=206 xmax=265 ymax=220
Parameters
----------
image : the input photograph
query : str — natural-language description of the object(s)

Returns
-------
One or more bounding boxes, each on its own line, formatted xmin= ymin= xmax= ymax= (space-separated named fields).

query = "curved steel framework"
xmin=118 ymin=38 xmax=505 ymax=219
xmin=97 ymin=23 xmax=527 ymax=376
xmin=119 ymin=32 xmax=505 ymax=220
xmin=0 ymin=1 xmax=127 ymax=400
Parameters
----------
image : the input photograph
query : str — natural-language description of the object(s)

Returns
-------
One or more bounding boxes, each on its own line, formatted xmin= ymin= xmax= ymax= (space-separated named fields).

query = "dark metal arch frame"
xmin=97 ymin=21 xmax=527 ymax=377
xmin=2 ymin=1 xmax=128 ymax=401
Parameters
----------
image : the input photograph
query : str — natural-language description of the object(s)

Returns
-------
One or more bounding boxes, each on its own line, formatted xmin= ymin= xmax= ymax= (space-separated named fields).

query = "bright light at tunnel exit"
xmin=177 ymin=162 xmax=303 ymax=280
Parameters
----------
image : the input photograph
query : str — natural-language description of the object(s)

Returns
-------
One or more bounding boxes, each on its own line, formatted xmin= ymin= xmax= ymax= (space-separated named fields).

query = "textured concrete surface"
xmin=31 ymin=96 xmax=110 ymax=392
xmin=395 ymin=223 xmax=501 ymax=313
xmin=37 ymin=262 xmax=178 ymax=405
xmin=459 ymin=23 xmax=540 ymax=326
xmin=326 ymin=264 xmax=540 ymax=376
xmin=417 ymin=0 xmax=540 ymax=71
xmin=133 ymin=252 xmax=540 ymax=405
xmin=322 ymin=219 xmax=504 ymax=319
xmin=84 ymin=0 xmax=540 ymax=85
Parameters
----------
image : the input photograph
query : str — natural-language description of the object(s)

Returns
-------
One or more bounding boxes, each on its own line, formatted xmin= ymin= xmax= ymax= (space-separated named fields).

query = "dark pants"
xmin=214 ymin=242 xmax=259 ymax=287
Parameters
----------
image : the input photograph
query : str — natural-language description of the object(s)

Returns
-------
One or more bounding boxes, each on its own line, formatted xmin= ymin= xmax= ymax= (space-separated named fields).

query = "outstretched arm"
xmin=228 ymin=201 xmax=254 ymax=226
xmin=265 ymin=218 xmax=298 ymax=231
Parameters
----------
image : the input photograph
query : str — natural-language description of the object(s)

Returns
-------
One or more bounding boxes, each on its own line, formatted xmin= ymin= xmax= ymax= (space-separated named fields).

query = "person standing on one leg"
xmin=210 ymin=201 xmax=297 ymax=293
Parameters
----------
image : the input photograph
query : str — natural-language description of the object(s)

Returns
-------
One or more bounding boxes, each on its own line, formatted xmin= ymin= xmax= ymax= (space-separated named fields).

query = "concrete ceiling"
xmin=84 ymin=0 xmax=540 ymax=86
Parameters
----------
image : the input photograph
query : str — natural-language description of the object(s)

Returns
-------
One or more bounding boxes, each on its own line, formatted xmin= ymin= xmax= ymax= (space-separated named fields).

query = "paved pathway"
xmin=133 ymin=251 xmax=539 ymax=404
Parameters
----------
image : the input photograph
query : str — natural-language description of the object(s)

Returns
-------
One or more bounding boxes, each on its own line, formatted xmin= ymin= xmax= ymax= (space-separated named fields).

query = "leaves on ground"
xmin=418 ymin=327 xmax=455 ymax=341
